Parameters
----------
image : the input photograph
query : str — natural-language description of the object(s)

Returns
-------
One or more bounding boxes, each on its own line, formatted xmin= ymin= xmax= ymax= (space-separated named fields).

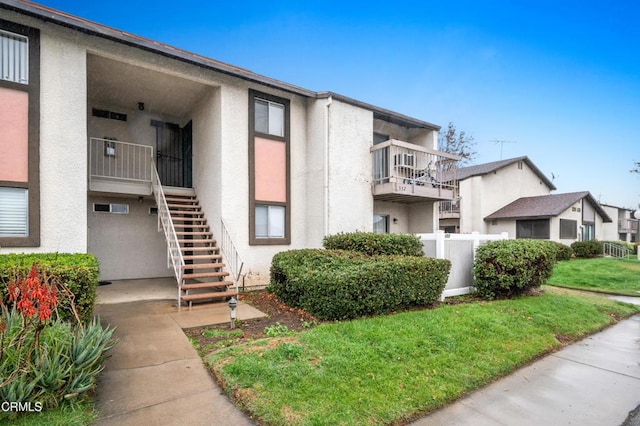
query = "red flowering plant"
xmin=6 ymin=264 xmax=58 ymax=322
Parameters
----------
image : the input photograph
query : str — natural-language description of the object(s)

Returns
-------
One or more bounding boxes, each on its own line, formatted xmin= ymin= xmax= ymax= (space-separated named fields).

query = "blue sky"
xmin=38 ymin=0 xmax=640 ymax=209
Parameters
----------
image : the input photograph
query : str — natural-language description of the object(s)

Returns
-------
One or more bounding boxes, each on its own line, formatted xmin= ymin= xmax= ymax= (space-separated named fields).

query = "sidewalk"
xmin=412 ymin=313 xmax=640 ymax=426
xmin=92 ymin=291 xmax=264 ymax=425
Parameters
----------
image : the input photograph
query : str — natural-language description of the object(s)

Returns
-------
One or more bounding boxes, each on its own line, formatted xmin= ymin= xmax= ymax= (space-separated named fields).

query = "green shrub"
xmin=269 ymin=249 xmax=450 ymax=320
xmin=545 ymin=241 xmax=573 ymax=261
xmin=0 ymin=253 xmax=99 ymax=323
xmin=322 ymin=232 xmax=424 ymax=256
xmin=570 ymin=240 xmax=603 ymax=258
xmin=0 ymin=310 xmax=116 ymax=420
xmin=473 ymin=239 xmax=557 ymax=299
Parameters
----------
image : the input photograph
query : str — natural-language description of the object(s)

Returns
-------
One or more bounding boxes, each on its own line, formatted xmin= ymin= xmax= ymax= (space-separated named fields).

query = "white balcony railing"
xmin=89 ymin=138 xmax=154 ymax=185
xmin=371 ymin=139 xmax=459 ymax=200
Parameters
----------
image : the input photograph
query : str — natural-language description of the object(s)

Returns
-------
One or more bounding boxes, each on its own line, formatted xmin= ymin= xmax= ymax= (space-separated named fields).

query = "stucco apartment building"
xmin=439 ymin=156 xmax=612 ymax=243
xmin=601 ymin=204 xmax=639 ymax=243
xmin=0 ymin=1 xmax=459 ymax=299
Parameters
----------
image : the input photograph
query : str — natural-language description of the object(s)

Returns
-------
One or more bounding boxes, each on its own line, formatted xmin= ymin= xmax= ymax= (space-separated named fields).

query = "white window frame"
xmin=0 ymin=187 xmax=28 ymax=237
xmin=93 ymin=203 xmax=129 ymax=214
xmin=255 ymin=98 xmax=284 ymax=137
xmin=0 ymin=29 xmax=29 ymax=84
xmin=255 ymin=205 xmax=285 ymax=238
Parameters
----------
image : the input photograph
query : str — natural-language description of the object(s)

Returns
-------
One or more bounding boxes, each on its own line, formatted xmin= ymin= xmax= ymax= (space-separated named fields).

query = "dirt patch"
xmin=184 ymin=291 xmax=320 ymax=352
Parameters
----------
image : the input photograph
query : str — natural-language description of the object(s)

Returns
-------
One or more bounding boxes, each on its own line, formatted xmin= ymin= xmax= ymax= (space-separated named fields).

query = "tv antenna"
xmin=491 ymin=139 xmax=517 ymax=159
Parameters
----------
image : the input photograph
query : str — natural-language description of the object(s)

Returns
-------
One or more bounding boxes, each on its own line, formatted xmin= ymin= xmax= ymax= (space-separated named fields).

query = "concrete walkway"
xmin=92 ymin=279 xmax=263 ymax=425
xmin=412 ymin=313 xmax=640 ymax=426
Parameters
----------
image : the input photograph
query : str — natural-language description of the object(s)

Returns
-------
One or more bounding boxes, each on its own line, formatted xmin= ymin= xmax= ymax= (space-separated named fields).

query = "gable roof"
xmin=0 ymin=0 xmax=439 ymax=131
xmin=456 ymin=156 xmax=556 ymax=190
xmin=485 ymin=191 xmax=612 ymax=222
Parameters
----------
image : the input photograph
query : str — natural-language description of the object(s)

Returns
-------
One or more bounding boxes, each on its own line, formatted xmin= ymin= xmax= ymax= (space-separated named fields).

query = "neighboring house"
xmin=439 ymin=156 xmax=556 ymax=234
xmin=484 ymin=191 xmax=612 ymax=243
xmin=0 ymin=1 xmax=458 ymax=300
xmin=601 ymin=204 xmax=639 ymax=243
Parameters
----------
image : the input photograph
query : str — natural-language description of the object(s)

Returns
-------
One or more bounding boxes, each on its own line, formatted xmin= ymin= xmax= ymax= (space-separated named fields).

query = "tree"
xmin=631 ymin=161 xmax=640 ymax=174
xmin=438 ymin=122 xmax=477 ymax=166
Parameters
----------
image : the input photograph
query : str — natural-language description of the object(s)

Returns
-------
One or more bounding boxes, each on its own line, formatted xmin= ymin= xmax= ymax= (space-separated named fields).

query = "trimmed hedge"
xmin=322 ymin=232 xmax=424 ymax=256
xmin=570 ymin=240 xmax=603 ymax=258
xmin=546 ymin=241 xmax=573 ymax=261
xmin=269 ymin=249 xmax=450 ymax=320
xmin=473 ymin=239 xmax=557 ymax=299
xmin=0 ymin=253 xmax=100 ymax=323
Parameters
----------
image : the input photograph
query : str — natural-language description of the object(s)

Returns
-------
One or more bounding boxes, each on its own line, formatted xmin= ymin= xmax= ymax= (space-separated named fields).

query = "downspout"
xmin=324 ymin=96 xmax=332 ymax=237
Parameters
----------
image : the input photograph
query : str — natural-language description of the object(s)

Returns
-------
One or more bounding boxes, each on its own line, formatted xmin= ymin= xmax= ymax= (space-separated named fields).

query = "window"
xmin=516 ymin=219 xmax=550 ymax=239
xmin=559 ymin=219 xmax=577 ymax=239
xmin=255 ymin=205 xmax=285 ymax=238
xmin=0 ymin=29 xmax=29 ymax=84
xmin=93 ymin=203 xmax=129 ymax=214
xmin=373 ymin=214 xmax=389 ymax=234
xmin=0 ymin=20 xmax=40 ymax=247
xmin=582 ymin=222 xmax=595 ymax=241
xmin=255 ymin=98 xmax=284 ymax=137
xmin=249 ymin=90 xmax=290 ymax=245
xmin=0 ymin=187 xmax=28 ymax=236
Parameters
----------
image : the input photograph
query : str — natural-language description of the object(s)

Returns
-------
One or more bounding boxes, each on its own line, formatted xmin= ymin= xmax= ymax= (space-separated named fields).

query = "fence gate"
xmin=418 ymin=231 xmax=508 ymax=299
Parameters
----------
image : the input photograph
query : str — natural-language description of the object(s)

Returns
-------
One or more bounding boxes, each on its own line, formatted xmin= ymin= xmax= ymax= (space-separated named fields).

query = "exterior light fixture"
xmin=228 ymin=297 xmax=238 ymax=329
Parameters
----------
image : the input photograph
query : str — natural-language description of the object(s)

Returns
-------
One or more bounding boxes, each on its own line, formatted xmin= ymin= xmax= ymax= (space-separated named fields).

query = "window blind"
xmin=0 ymin=187 xmax=28 ymax=236
xmin=0 ymin=30 xmax=29 ymax=84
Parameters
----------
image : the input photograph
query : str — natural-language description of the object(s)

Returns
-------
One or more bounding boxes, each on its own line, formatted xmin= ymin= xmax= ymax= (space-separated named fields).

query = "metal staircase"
xmin=152 ymin=165 xmax=237 ymax=309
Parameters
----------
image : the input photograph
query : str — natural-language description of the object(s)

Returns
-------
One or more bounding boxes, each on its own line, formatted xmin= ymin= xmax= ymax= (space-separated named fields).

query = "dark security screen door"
xmin=152 ymin=120 xmax=192 ymax=187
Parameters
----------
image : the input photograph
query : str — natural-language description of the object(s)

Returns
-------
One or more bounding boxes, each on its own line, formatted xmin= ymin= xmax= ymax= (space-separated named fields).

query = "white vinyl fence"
xmin=417 ymin=231 xmax=509 ymax=299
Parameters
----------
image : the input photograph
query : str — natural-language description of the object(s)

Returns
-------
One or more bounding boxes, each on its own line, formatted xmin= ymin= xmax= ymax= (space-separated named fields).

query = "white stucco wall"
xmin=87 ymin=195 xmax=170 ymax=280
xmin=0 ymin=28 xmax=89 ymax=255
xmin=326 ymin=99 xmax=373 ymax=235
xmin=601 ymin=205 xmax=621 ymax=241
xmin=460 ymin=161 xmax=552 ymax=233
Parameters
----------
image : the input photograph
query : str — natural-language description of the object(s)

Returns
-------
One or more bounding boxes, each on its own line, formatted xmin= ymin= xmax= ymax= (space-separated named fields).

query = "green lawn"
xmin=207 ymin=290 xmax=639 ymax=426
xmin=548 ymin=257 xmax=640 ymax=296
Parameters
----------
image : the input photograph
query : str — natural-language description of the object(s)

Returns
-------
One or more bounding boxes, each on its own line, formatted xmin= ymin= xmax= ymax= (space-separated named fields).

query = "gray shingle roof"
xmin=456 ymin=156 xmax=556 ymax=190
xmin=485 ymin=191 xmax=612 ymax=222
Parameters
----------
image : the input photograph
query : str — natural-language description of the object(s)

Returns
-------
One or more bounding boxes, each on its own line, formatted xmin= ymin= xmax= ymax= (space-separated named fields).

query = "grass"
xmin=548 ymin=257 xmax=640 ymax=296
xmin=207 ymin=290 xmax=640 ymax=425
xmin=6 ymin=399 xmax=96 ymax=425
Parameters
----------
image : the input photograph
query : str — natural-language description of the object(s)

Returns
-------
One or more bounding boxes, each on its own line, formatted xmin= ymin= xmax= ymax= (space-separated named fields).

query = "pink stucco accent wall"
xmin=254 ymin=137 xmax=286 ymax=202
xmin=0 ymin=87 xmax=28 ymax=183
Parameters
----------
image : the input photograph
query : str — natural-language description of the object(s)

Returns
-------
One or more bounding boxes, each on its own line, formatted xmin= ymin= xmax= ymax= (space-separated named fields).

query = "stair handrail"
xmin=603 ymin=241 xmax=631 ymax=259
xmin=151 ymin=162 xmax=185 ymax=306
xmin=221 ymin=217 xmax=244 ymax=294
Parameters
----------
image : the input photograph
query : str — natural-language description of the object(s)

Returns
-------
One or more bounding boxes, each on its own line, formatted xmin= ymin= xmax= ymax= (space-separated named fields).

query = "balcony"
xmin=619 ymin=218 xmax=639 ymax=234
xmin=439 ymin=199 xmax=460 ymax=218
xmin=371 ymin=139 xmax=459 ymax=203
xmin=89 ymin=138 xmax=154 ymax=195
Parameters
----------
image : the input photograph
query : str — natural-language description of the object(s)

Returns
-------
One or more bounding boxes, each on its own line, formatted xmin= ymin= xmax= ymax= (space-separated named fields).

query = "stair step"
xmin=165 ymin=196 xmax=197 ymax=203
xmin=168 ymin=204 xmax=201 ymax=210
xmin=182 ymin=262 xmax=225 ymax=270
xmin=169 ymin=210 xmax=204 ymax=216
xmin=181 ymin=290 xmax=237 ymax=302
xmin=180 ymin=246 xmax=220 ymax=252
xmin=178 ymin=239 xmax=216 ymax=245
xmin=182 ymin=254 xmax=222 ymax=261
xmin=171 ymin=217 xmax=207 ymax=223
xmin=181 ymin=281 xmax=233 ymax=290
xmin=162 ymin=187 xmax=196 ymax=197
xmin=176 ymin=231 xmax=212 ymax=236
xmin=183 ymin=271 xmax=229 ymax=280
xmin=173 ymin=224 xmax=210 ymax=230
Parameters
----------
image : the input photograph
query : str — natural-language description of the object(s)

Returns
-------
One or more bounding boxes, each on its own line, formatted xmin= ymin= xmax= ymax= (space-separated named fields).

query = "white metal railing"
xmin=603 ymin=242 xmax=631 ymax=258
xmin=371 ymin=139 xmax=459 ymax=191
xmin=89 ymin=138 xmax=153 ymax=183
xmin=618 ymin=218 xmax=639 ymax=233
xmin=439 ymin=199 xmax=461 ymax=215
xmin=221 ymin=218 xmax=244 ymax=293
xmin=151 ymin=162 xmax=185 ymax=306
